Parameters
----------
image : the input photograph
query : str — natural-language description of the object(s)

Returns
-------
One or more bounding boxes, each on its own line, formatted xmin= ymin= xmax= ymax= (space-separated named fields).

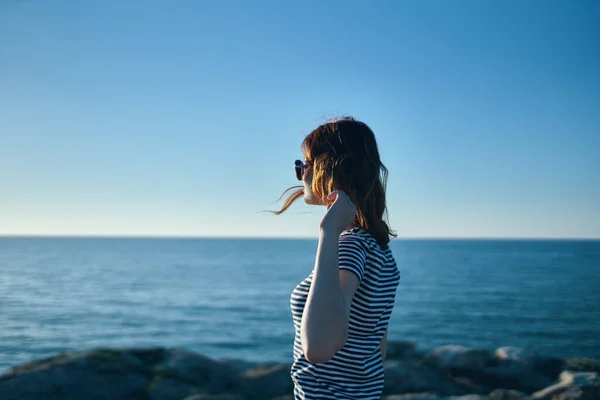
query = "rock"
xmin=492 ymin=347 xmax=564 ymax=389
xmin=386 ymin=341 xmax=420 ymax=360
xmin=216 ymin=359 xmax=265 ymax=374
xmin=383 ymin=360 xmax=477 ymax=396
xmin=183 ymin=395 xmax=246 ymax=400
xmin=0 ymin=348 xmax=250 ymax=400
xmin=481 ymin=359 xmax=553 ymax=392
xmin=239 ymin=363 xmax=293 ymax=398
xmin=384 ymin=393 xmax=444 ymax=400
xmin=494 ymin=347 xmax=564 ymax=377
xmin=155 ymin=349 xmax=240 ymax=394
xmin=214 ymin=358 xmax=293 ymax=398
xmin=126 ymin=347 xmax=168 ymax=364
xmin=532 ymin=371 xmax=599 ymax=399
xmin=447 ymin=375 xmax=490 ymax=394
xmin=383 ymin=361 xmax=442 ymax=395
xmin=147 ymin=376 xmax=202 ymax=400
xmin=533 ymin=356 xmax=565 ymax=382
xmin=0 ymin=349 xmax=151 ymax=400
xmin=384 ymin=394 xmax=494 ymax=400
xmin=554 ymin=384 xmax=600 ymax=400
xmin=440 ymin=347 xmax=558 ymax=393
xmin=496 ymin=348 xmax=538 ymax=364
xmin=423 ymin=345 xmax=492 ymax=371
xmin=489 ymin=388 xmax=531 ymax=400
xmin=563 ymin=358 xmax=600 ymax=373
xmin=1 ymin=344 xmax=598 ymax=400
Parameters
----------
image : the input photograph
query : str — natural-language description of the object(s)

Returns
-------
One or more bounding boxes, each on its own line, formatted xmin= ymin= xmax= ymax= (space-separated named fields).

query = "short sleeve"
xmin=338 ymin=233 xmax=368 ymax=282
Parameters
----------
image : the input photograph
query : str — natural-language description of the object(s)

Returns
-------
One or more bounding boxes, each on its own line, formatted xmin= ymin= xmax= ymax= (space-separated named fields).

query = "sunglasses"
xmin=294 ymin=159 xmax=311 ymax=181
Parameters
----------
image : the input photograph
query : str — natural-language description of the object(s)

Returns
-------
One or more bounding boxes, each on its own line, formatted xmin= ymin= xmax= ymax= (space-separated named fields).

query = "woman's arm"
xmin=301 ymin=191 xmax=363 ymax=364
xmin=300 ymin=231 xmax=360 ymax=364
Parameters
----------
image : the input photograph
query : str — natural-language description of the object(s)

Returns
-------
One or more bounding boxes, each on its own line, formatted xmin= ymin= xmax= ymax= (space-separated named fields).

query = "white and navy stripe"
xmin=290 ymin=227 xmax=401 ymax=399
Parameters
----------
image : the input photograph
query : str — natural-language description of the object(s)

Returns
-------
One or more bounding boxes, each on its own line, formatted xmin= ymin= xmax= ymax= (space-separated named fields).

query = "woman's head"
xmin=275 ymin=116 xmax=396 ymax=247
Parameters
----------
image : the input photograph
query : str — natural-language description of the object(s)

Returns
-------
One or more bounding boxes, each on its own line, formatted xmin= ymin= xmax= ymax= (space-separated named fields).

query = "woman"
xmin=274 ymin=117 xmax=401 ymax=399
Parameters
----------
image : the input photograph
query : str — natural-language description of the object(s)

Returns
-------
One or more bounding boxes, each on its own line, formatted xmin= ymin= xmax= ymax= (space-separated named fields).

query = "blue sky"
xmin=1 ymin=0 xmax=598 ymax=238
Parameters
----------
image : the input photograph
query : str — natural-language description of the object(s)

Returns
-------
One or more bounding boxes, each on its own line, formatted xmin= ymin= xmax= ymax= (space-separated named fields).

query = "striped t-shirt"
xmin=290 ymin=227 xmax=401 ymax=399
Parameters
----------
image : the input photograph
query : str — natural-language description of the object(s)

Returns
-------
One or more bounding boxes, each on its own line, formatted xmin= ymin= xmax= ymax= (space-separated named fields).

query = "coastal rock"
xmin=384 ymin=394 xmax=492 ymax=400
xmin=0 ymin=349 xmax=151 ymax=400
xmin=491 ymin=347 xmax=564 ymax=390
xmin=239 ymin=363 xmax=293 ymax=398
xmin=384 ymin=361 xmax=444 ymax=395
xmin=386 ymin=341 xmax=420 ymax=360
xmin=563 ymin=358 xmax=600 ymax=373
xmin=384 ymin=393 xmax=445 ymax=400
xmin=183 ymin=395 xmax=246 ymax=400
xmin=0 ymin=348 xmax=247 ymax=400
xmin=0 ymin=347 xmax=296 ymax=400
xmin=496 ymin=348 xmax=538 ymax=364
xmin=1 ymin=344 xmax=598 ymax=400
xmin=148 ymin=376 xmax=202 ymax=400
xmin=423 ymin=345 xmax=491 ymax=371
xmin=216 ymin=359 xmax=267 ymax=374
xmin=480 ymin=356 xmax=554 ymax=392
xmin=554 ymin=384 xmax=600 ymax=400
xmin=489 ymin=388 xmax=531 ymax=400
xmin=215 ymin=358 xmax=293 ymax=397
xmin=532 ymin=371 xmax=599 ymax=400
xmin=432 ymin=346 xmax=562 ymax=394
xmin=155 ymin=349 xmax=240 ymax=393
xmin=448 ymin=396 xmax=492 ymax=400
xmin=383 ymin=360 xmax=478 ymax=396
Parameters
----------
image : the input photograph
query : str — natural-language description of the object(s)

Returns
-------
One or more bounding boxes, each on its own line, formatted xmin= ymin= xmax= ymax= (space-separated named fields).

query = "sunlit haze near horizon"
xmin=1 ymin=1 xmax=599 ymax=239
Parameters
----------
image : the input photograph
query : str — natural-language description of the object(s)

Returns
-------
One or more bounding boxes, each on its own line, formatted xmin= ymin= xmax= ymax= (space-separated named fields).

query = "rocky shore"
xmin=0 ymin=341 xmax=598 ymax=400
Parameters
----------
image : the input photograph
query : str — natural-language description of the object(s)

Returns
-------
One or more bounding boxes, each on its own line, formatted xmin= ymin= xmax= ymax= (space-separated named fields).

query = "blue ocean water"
xmin=1 ymin=237 xmax=599 ymax=372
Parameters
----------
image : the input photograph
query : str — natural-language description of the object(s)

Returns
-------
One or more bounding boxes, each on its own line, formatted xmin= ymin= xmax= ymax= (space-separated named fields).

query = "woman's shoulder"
xmin=340 ymin=227 xmax=380 ymax=252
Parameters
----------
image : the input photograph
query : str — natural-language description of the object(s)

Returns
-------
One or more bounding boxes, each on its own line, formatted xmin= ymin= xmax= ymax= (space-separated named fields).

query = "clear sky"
xmin=1 ymin=0 xmax=598 ymax=239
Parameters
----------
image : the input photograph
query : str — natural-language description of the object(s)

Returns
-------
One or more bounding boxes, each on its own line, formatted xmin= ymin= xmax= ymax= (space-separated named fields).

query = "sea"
xmin=1 ymin=237 xmax=599 ymax=373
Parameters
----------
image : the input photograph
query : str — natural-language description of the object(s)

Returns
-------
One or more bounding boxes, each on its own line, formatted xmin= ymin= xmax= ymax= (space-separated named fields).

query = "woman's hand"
xmin=319 ymin=191 xmax=357 ymax=235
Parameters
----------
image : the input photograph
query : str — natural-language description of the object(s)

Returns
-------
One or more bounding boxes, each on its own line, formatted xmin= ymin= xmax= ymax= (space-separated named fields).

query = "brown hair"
xmin=273 ymin=116 xmax=396 ymax=247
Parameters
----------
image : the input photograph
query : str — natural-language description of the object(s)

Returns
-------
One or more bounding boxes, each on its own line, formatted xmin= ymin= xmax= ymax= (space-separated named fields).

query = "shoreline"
xmin=1 ymin=340 xmax=598 ymax=400
xmin=2 ymin=339 xmax=597 ymax=374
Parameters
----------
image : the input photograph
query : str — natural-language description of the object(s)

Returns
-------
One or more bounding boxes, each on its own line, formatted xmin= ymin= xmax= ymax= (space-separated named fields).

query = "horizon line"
xmin=0 ymin=234 xmax=599 ymax=241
